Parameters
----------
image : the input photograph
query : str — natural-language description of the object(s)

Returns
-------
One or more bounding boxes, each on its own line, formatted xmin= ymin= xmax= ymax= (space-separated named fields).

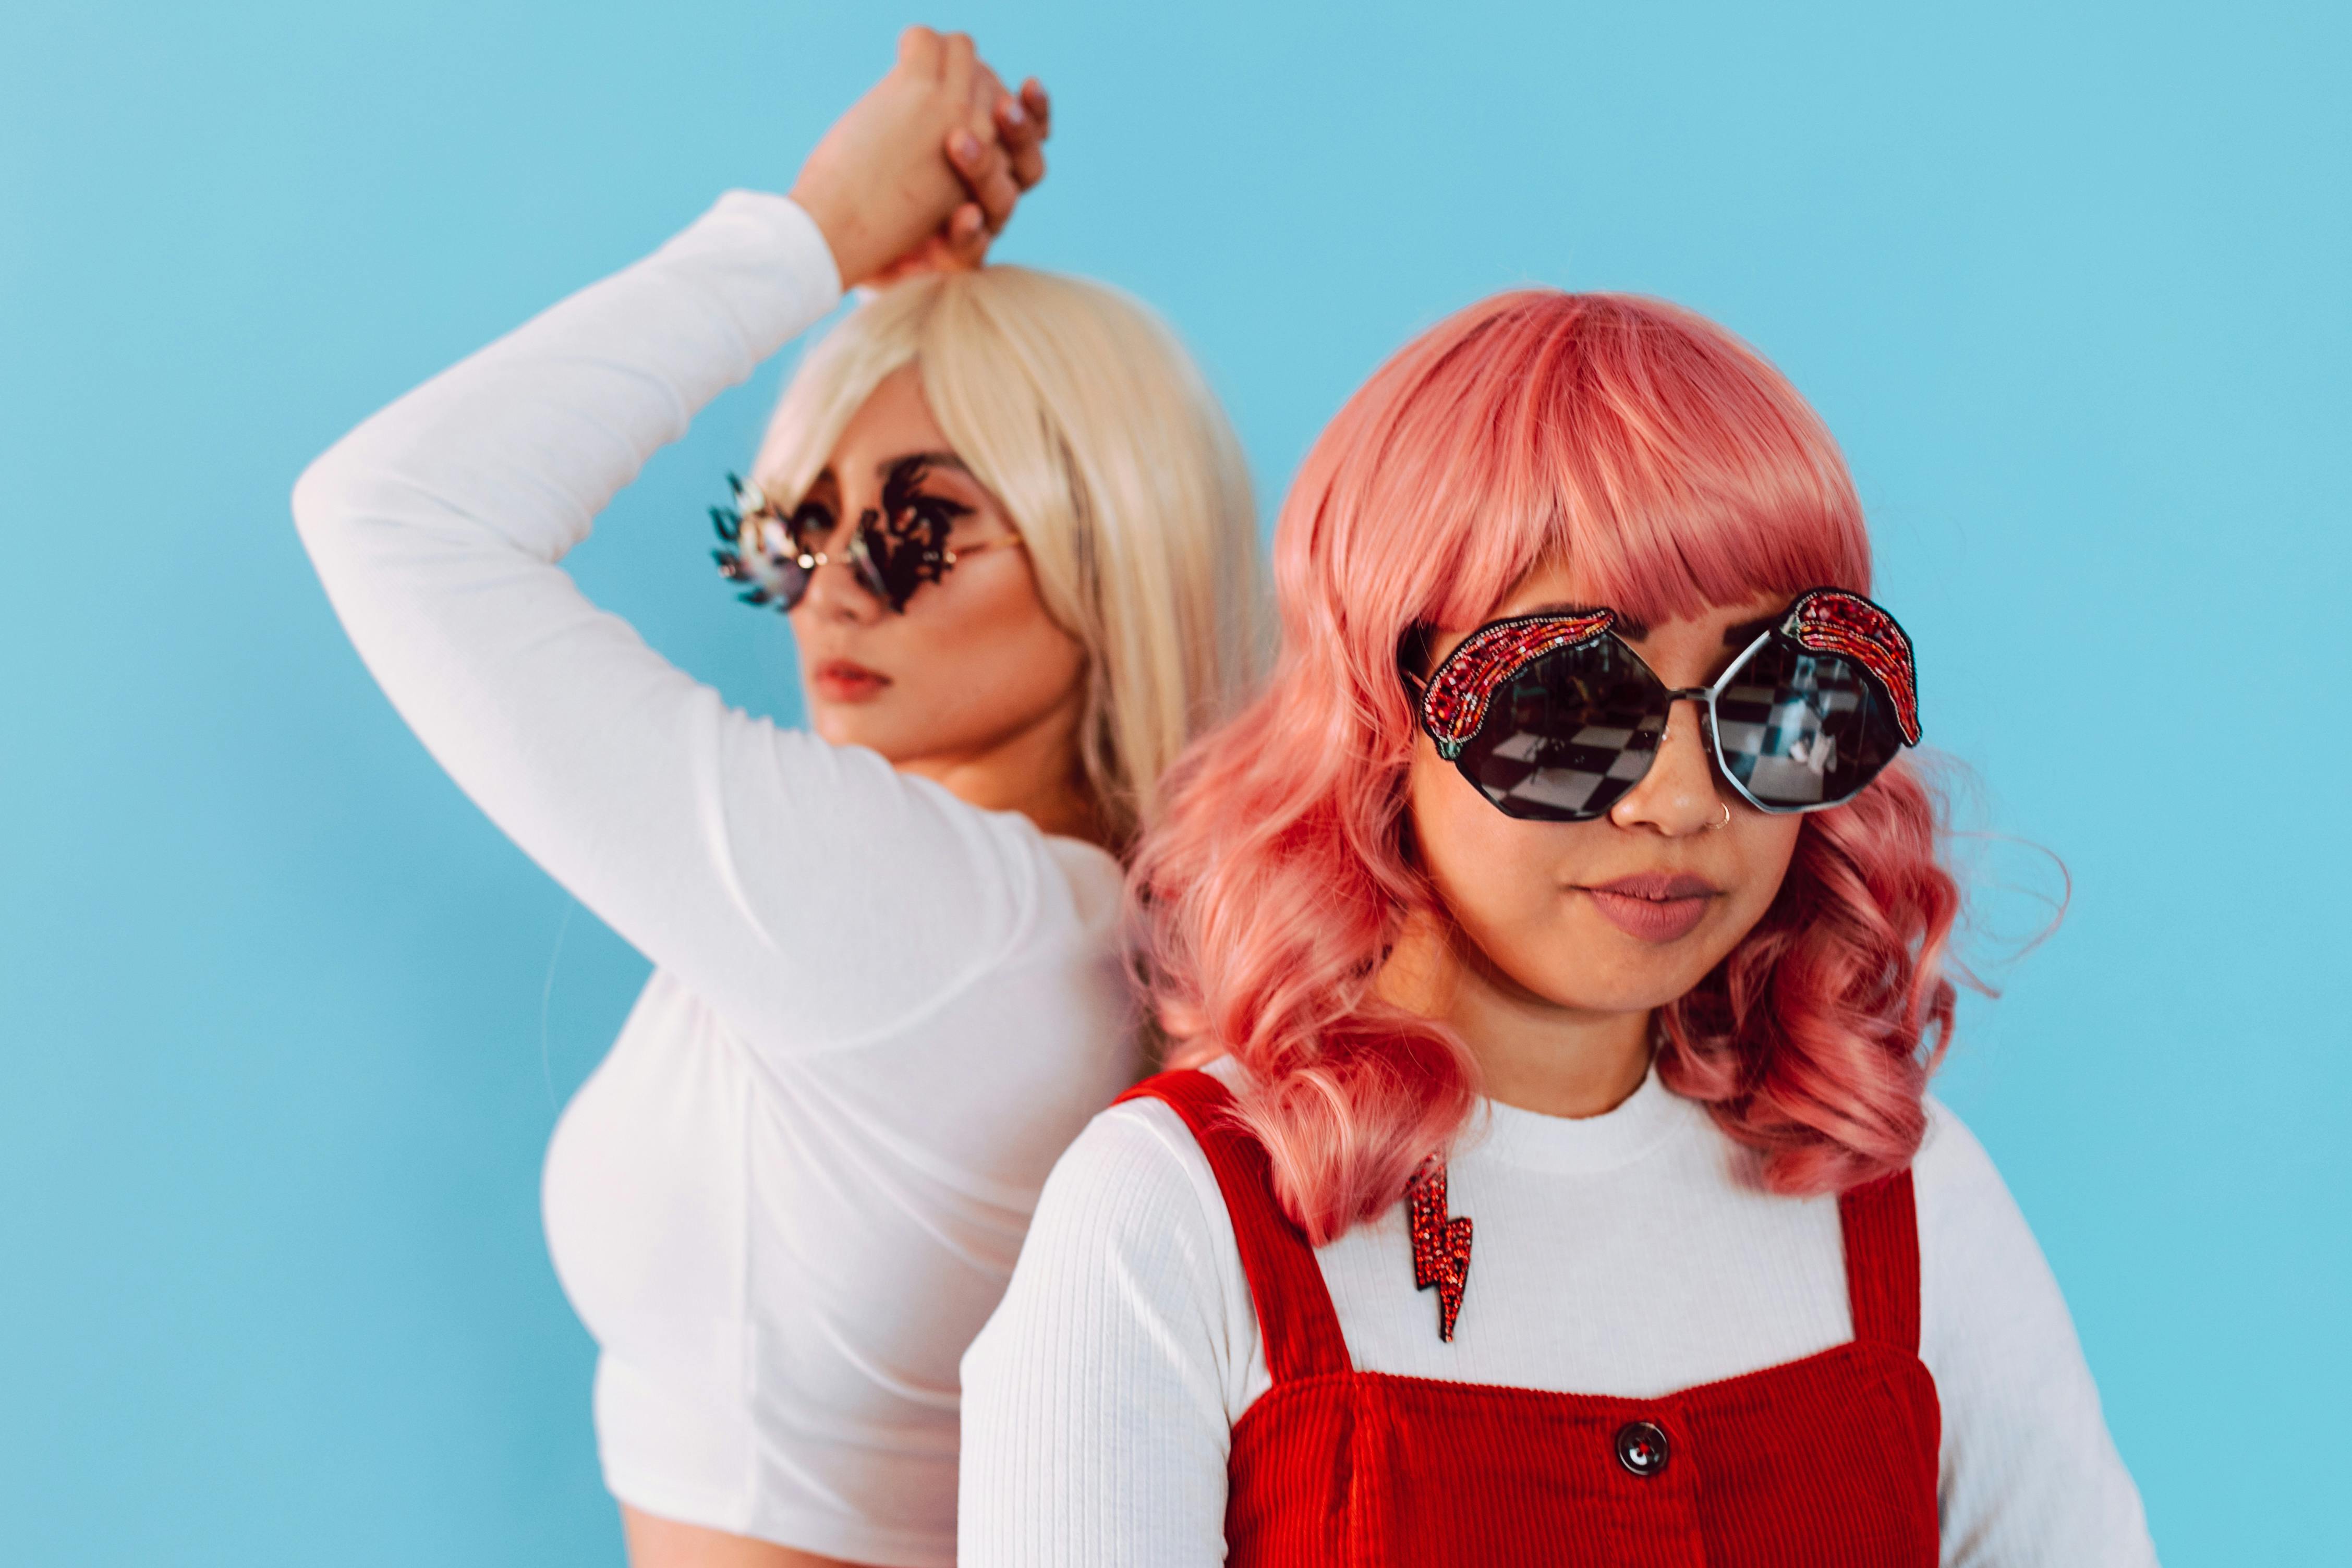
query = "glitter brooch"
xmin=1787 ymin=589 xmax=1922 ymax=745
xmin=1419 ymin=611 xmax=1617 ymax=759
xmin=1407 ymin=1158 xmax=1473 ymax=1342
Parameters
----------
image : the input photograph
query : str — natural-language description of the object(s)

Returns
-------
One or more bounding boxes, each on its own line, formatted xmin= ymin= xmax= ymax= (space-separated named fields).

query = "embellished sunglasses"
xmin=1405 ymin=587 xmax=1922 ymax=822
xmin=709 ymin=458 xmax=1025 ymax=616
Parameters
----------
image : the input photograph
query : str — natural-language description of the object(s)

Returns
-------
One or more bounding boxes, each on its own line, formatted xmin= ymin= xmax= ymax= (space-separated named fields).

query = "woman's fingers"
xmin=824 ymin=35 xmax=1033 ymax=279
xmin=945 ymin=202 xmax=991 ymax=266
xmin=939 ymin=33 xmax=1012 ymax=226
xmin=896 ymin=24 xmax=942 ymax=76
xmin=969 ymin=60 xmax=1010 ymax=129
xmin=947 ymin=126 xmax=1022 ymax=232
xmin=995 ymin=90 xmax=1048 ymax=190
xmin=938 ymin=29 xmax=975 ymax=100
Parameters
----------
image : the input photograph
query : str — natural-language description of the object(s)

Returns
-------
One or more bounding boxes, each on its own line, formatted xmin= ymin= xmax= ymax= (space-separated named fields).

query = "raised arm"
xmin=293 ymin=32 xmax=1066 ymax=1052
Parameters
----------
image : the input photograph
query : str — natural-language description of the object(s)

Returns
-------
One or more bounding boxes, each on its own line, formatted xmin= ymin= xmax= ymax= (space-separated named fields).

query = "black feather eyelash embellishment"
xmin=876 ymin=456 xmax=961 ymax=595
xmin=709 ymin=472 xmax=807 ymax=613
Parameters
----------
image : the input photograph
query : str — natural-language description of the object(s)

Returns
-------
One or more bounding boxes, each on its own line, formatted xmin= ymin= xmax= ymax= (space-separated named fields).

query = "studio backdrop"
xmin=2 ymin=2 xmax=2345 ymax=1563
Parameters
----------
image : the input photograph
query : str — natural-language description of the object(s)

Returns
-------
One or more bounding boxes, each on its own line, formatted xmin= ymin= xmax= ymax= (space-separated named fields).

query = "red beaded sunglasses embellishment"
xmin=1419 ymin=611 xmax=1616 ymax=758
xmin=1407 ymin=1158 xmax=1474 ymax=1342
xmin=1788 ymin=589 xmax=1922 ymax=745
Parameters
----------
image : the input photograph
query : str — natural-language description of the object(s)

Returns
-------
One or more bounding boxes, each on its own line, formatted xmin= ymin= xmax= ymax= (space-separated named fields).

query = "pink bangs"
xmin=1133 ymin=290 xmax=1958 ymax=1244
xmin=1288 ymin=290 xmax=1872 ymax=667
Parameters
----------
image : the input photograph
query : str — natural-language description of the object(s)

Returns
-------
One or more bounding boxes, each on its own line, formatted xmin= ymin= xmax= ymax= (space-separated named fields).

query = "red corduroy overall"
xmin=1119 ymin=1070 xmax=1943 ymax=1567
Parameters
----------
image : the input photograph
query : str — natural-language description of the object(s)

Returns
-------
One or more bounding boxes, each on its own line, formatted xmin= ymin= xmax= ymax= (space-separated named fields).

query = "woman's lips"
xmin=810 ymin=659 xmax=891 ymax=704
xmin=1580 ymin=872 xmax=1720 ymax=943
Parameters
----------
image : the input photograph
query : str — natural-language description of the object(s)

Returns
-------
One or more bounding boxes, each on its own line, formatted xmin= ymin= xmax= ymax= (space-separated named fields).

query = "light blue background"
xmin=4 ymin=2 xmax=2345 ymax=1562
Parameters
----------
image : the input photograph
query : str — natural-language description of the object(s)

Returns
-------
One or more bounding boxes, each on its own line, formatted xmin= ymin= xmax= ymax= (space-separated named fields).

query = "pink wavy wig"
xmin=1131 ymin=290 xmax=1962 ymax=1244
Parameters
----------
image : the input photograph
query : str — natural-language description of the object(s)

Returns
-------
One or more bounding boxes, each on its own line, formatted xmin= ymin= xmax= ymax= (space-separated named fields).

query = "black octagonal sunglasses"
xmin=1403 ymin=588 xmax=1922 ymax=822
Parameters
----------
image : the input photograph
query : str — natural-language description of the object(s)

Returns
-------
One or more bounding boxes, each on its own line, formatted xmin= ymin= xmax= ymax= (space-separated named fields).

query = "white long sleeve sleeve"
xmin=296 ymin=192 xmax=1143 ymax=1566
xmin=960 ymin=1064 xmax=2157 ymax=1566
xmin=293 ymin=191 xmax=1052 ymax=1054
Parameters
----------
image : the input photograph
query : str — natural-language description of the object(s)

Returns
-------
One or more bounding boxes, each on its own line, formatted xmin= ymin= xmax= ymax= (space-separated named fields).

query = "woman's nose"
xmin=1608 ymin=698 xmax=1728 ymax=835
xmin=796 ymin=516 xmax=883 ymax=623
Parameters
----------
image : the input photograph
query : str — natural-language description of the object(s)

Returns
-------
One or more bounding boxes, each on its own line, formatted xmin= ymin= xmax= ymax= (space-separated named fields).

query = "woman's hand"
xmin=790 ymin=28 xmax=1051 ymax=290
xmin=870 ymin=74 xmax=1052 ymax=284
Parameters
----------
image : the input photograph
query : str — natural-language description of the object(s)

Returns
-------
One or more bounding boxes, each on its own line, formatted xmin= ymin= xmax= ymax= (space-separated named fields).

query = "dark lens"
xmin=1453 ymin=637 xmax=1669 ymax=821
xmin=1712 ymin=637 xmax=1905 ymax=809
xmin=856 ymin=457 xmax=969 ymax=613
xmin=848 ymin=522 xmax=918 ymax=613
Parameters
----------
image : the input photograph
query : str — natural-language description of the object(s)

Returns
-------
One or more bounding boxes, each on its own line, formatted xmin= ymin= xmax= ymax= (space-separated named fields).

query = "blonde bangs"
xmin=751 ymin=269 xmax=1265 ymax=841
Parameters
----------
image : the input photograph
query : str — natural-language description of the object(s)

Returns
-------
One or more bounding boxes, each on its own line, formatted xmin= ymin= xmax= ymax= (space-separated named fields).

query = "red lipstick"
xmin=1580 ymin=872 xmax=1719 ymax=943
xmin=810 ymin=659 xmax=891 ymax=704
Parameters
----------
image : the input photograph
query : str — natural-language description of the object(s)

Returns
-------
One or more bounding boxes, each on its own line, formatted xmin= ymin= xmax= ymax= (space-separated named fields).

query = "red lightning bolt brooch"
xmin=1407 ymin=1158 xmax=1473 ymax=1341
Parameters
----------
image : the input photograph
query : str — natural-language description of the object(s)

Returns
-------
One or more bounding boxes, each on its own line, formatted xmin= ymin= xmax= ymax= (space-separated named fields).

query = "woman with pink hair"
xmin=960 ymin=292 xmax=2158 ymax=1563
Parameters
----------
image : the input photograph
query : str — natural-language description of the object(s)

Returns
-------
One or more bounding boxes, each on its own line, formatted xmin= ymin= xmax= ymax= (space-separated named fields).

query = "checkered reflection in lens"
xmin=1712 ymin=636 xmax=1906 ymax=809
xmin=1455 ymin=636 xmax=1669 ymax=821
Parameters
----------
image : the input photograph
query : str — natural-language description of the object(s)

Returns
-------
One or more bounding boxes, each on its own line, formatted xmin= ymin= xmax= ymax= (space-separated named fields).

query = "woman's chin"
xmin=808 ymin=706 xmax=885 ymax=752
xmin=812 ymin=709 xmax=945 ymax=770
xmin=1497 ymin=918 xmax=1728 ymax=1017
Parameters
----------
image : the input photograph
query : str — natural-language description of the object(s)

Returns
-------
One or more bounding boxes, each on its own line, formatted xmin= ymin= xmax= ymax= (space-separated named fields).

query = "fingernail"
xmin=953 ymin=130 xmax=980 ymax=160
xmin=1001 ymin=99 xmax=1026 ymax=126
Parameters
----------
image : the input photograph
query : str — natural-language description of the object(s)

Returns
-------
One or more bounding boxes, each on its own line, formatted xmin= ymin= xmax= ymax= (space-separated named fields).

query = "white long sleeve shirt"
xmin=294 ymin=192 xmax=1140 ymax=1567
xmin=960 ymin=1056 xmax=2158 ymax=1565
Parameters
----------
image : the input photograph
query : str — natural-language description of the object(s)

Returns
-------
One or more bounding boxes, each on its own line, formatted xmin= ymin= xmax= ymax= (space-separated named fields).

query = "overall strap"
xmin=1837 ymin=1168 xmax=1922 ymax=1352
xmin=1114 ymin=1070 xmax=1352 ymax=1382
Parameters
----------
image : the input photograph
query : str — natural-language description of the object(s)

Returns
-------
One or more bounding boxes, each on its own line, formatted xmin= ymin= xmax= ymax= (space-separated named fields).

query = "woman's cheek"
xmin=896 ymin=586 xmax=1085 ymax=756
xmin=1412 ymin=761 xmax=1559 ymax=934
xmin=1724 ymin=820 xmax=1805 ymax=934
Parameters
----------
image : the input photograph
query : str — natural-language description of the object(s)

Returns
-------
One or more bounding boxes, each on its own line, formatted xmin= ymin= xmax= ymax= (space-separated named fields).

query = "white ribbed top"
xmin=294 ymin=193 xmax=1141 ymax=1566
xmin=960 ymin=1058 xmax=2159 ymax=1565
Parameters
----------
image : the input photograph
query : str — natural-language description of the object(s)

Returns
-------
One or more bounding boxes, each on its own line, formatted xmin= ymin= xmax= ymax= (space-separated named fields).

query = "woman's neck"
xmin=895 ymin=693 xmax=1115 ymax=851
xmin=1379 ymin=913 xmax=1652 ymax=1119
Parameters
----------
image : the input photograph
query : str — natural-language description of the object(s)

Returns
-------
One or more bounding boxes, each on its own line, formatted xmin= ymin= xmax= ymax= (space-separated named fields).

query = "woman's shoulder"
xmin=1906 ymin=1107 xmax=2160 ymax=1559
xmin=1907 ymin=1094 xmax=2072 ymax=1342
xmin=1015 ymin=1071 xmax=1263 ymax=1289
xmin=1033 ymin=1080 xmax=1231 ymax=1243
xmin=1910 ymin=1094 xmax=2020 ymax=1231
xmin=981 ymin=1079 xmax=1254 ymax=1376
xmin=822 ymin=737 xmax=1125 ymax=930
xmin=749 ymin=727 xmax=1122 ymax=946
xmin=1033 ymin=832 xmax=1126 ymax=935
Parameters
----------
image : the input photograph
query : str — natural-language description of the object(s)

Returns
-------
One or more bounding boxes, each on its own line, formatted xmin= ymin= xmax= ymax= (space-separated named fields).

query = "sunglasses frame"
xmin=710 ymin=471 xmax=1025 ymax=616
xmin=1407 ymin=587 xmax=1921 ymax=821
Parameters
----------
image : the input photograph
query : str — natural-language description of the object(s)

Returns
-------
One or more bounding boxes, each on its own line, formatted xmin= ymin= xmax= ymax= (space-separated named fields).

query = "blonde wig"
xmin=751 ymin=267 xmax=1264 ymax=841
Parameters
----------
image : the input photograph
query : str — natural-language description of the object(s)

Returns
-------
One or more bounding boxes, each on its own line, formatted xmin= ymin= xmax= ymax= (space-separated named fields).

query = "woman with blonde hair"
xmin=294 ymin=29 xmax=1258 ymax=1568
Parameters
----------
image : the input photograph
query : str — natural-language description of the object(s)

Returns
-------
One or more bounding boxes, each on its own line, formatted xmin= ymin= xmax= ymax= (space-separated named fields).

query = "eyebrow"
xmin=1721 ymin=613 xmax=1781 ymax=647
xmin=881 ymin=451 xmax=971 ymax=480
xmin=807 ymin=452 xmax=975 ymax=489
